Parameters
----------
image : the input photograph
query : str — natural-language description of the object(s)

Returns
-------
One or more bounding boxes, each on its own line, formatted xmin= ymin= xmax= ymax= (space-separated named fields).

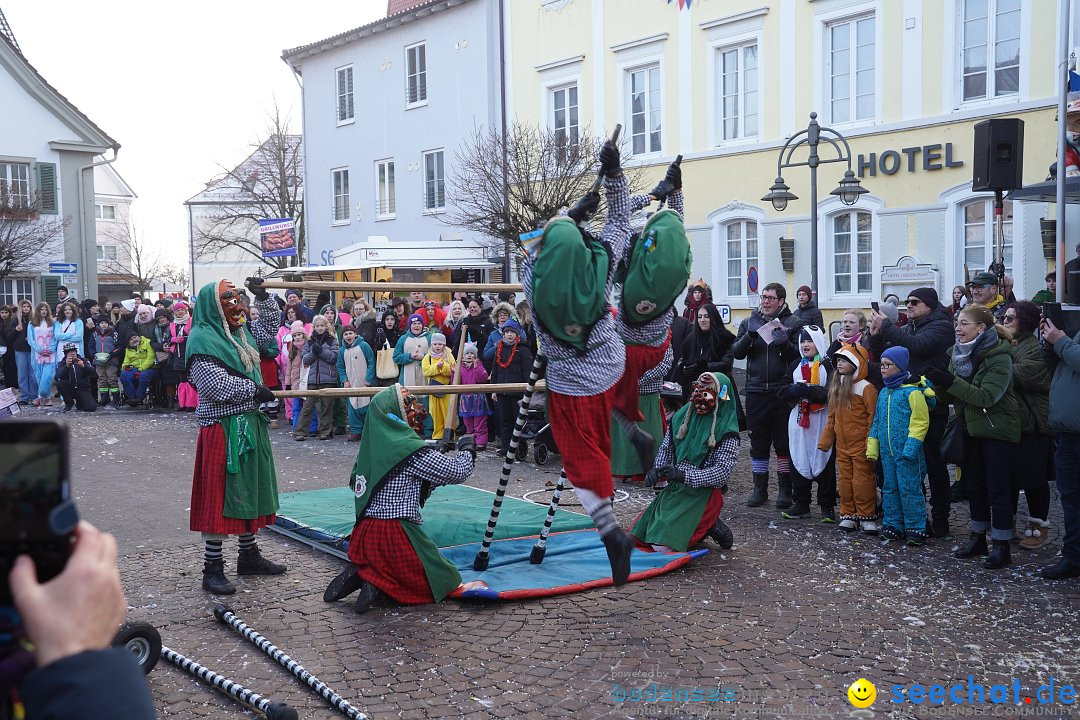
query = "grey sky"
xmin=3 ymin=1 xmax=384 ymax=266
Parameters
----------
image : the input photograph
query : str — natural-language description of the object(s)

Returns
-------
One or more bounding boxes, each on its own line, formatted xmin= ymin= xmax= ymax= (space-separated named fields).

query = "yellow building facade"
xmin=506 ymin=0 xmax=1066 ymax=325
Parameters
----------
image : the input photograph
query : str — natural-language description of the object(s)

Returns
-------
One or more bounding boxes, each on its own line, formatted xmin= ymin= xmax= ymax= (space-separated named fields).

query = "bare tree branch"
xmin=445 ymin=121 xmax=648 ymax=255
xmin=99 ymin=207 xmax=165 ymax=296
xmin=191 ymin=104 xmax=304 ymax=270
xmin=0 ymin=193 xmax=67 ymax=281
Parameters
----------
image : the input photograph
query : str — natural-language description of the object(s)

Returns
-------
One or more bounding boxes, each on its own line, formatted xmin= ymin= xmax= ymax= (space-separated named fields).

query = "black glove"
xmin=925 ymin=367 xmax=955 ymax=390
xmin=254 ymin=384 xmax=276 ymax=403
xmin=658 ymin=464 xmax=686 ymax=485
xmin=644 ymin=467 xmax=662 ymax=488
xmin=788 ymin=382 xmax=811 ymax=399
xmin=599 ymin=140 xmax=621 ymax=178
xmin=771 ymin=327 xmax=789 ymax=343
xmin=437 ymin=439 xmax=456 ymax=454
xmin=649 ymin=179 xmax=674 ymax=203
xmin=245 ymin=276 xmax=269 ymax=302
xmin=664 ymin=161 xmax=682 ymax=190
xmin=567 ymin=191 xmax=601 ymax=223
xmin=456 ymin=434 xmax=478 ymax=461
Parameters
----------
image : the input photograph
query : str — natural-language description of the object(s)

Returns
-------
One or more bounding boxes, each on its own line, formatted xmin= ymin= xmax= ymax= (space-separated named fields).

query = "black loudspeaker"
xmin=972 ymin=118 xmax=1024 ymax=191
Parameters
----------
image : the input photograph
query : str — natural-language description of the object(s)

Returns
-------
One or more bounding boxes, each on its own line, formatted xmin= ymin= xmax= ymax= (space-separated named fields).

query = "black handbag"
xmin=941 ymin=414 xmax=966 ymax=466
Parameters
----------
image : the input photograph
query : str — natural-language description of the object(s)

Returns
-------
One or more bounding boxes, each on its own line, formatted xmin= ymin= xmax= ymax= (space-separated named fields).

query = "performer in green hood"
xmin=323 ymin=384 xmax=477 ymax=613
xmin=187 ymin=277 xmax=285 ymax=595
xmin=630 ymin=372 xmax=740 ymax=552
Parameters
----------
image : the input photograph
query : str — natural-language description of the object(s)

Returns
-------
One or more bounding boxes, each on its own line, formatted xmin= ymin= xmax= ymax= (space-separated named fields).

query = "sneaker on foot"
xmin=782 ymin=502 xmax=811 ymax=520
xmin=906 ymin=531 xmax=927 ymax=547
xmin=821 ymin=511 xmax=837 ymax=524
xmin=839 ymin=519 xmax=857 ymax=532
xmin=880 ymin=526 xmax=904 ymax=542
xmin=861 ymin=520 xmax=880 ymax=535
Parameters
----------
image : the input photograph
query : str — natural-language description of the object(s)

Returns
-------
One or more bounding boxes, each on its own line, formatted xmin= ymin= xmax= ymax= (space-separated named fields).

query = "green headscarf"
xmin=351 ymin=384 xmax=429 ymax=518
xmin=529 ymin=217 xmax=610 ymax=351
xmin=185 ymin=281 xmax=261 ymax=382
xmin=668 ymin=372 xmax=740 ymax=467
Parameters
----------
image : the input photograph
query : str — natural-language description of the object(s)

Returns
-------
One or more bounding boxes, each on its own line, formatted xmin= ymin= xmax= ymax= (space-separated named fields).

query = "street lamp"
xmin=761 ymin=112 xmax=868 ymax=297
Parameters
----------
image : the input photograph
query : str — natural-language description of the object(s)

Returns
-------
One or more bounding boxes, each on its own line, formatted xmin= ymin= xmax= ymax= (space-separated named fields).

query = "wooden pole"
xmin=442 ymin=327 xmax=468 ymax=440
xmin=260 ymin=280 xmax=522 ymax=293
xmin=274 ymin=382 xmax=542 ymax=399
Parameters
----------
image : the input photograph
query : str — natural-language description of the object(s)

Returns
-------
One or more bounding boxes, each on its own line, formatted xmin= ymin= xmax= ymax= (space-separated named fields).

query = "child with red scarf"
xmin=488 ymin=319 xmax=532 ymax=456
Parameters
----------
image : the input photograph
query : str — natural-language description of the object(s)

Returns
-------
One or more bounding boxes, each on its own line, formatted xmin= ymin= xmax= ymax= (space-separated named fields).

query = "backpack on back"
xmin=529 ymin=217 xmax=610 ymax=352
xmin=618 ymin=209 xmax=692 ymax=324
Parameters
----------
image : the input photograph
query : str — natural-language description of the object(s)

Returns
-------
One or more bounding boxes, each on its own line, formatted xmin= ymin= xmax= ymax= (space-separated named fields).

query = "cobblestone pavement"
xmin=24 ymin=403 xmax=1080 ymax=719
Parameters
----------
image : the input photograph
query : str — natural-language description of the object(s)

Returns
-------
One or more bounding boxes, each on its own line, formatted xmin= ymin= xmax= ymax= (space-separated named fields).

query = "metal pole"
xmin=807 ymin=115 xmax=820 ymax=298
xmin=1057 ymin=0 xmax=1071 ymax=302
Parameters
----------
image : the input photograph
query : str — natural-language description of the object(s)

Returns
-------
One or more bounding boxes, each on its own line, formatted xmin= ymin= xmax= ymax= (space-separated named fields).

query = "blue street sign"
xmin=47 ymin=262 xmax=78 ymax=274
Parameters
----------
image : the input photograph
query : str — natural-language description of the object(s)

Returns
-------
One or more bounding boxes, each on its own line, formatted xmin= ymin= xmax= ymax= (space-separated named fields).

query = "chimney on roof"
xmin=387 ymin=0 xmax=425 ymax=15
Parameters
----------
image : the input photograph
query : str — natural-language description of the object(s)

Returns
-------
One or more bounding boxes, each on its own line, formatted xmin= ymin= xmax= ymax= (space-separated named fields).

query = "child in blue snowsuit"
xmin=866 ymin=346 xmax=934 ymax=545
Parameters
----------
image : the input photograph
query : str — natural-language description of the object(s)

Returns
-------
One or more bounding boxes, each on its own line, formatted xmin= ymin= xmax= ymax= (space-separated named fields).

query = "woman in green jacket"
xmin=926 ymin=304 xmax=1018 ymax=569
xmin=1003 ymin=301 xmax=1054 ymax=550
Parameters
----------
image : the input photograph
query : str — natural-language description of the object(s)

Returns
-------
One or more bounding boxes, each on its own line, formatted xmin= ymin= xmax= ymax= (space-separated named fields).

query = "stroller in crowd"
xmin=519 ymin=390 xmax=558 ymax=466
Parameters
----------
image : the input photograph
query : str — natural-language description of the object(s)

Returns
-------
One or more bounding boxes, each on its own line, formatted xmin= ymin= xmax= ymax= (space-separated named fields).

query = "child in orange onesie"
xmin=818 ymin=343 xmax=880 ymax=533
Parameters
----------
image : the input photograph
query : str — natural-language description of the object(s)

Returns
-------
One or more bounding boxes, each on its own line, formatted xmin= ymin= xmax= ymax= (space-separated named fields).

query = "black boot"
xmin=236 ymin=547 xmax=287 ymax=576
xmin=202 ymin=560 xmax=236 ymax=595
xmin=782 ymin=500 xmax=811 ymax=519
xmin=354 ymin=581 xmax=385 ymax=614
xmin=706 ymin=519 xmax=734 ymax=550
xmin=953 ymin=532 xmax=988 ymax=559
xmin=98 ymin=393 xmax=110 ymax=406
xmin=984 ymin=539 xmax=1011 ymax=569
xmin=601 ymin=530 xmax=635 ymax=587
xmin=324 ymin=565 xmax=364 ymax=602
xmin=746 ymin=473 xmax=769 ymax=507
xmin=775 ymin=473 xmax=793 ymax=509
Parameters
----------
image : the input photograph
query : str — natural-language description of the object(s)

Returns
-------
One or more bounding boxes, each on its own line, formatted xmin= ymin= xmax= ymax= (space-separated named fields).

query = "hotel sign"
xmin=857 ymin=143 xmax=964 ymax=178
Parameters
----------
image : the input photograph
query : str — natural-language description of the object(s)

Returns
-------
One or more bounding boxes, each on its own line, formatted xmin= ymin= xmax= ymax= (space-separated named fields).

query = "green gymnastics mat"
xmin=272 ymin=484 xmax=594 ymax=555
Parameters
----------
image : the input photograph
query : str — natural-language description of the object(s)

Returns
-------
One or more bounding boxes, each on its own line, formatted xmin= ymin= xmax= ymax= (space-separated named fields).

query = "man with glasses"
xmin=967 ymin=272 xmax=1006 ymax=321
xmin=869 ymin=287 xmax=955 ymax=537
xmin=732 ymin=282 xmax=803 ymax=508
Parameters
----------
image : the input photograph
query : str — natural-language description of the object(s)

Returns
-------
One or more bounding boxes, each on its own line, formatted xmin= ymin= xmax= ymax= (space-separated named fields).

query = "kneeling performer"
xmin=324 ymin=384 xmax=477 ymax=613
xmin=630 ymin=373 xmax=740 ymax=552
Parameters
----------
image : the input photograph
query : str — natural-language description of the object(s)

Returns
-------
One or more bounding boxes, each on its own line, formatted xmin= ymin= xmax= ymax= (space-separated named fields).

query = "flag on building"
xmin=667 ymin=0 xmax=691 ymax=8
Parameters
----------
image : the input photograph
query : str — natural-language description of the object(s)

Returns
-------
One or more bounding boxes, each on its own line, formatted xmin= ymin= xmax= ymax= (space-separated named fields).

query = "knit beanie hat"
xmin=463 ymin=342 xmax=478 ymax=356
xmin=289 ymin=320 xmax=306 ymax=335
xmin=797 ymin=285 xmax=812 ymax=298
xmin=285 ymin=288 xmax=301 ymax=299
xmin=407 ymin=313 xmax=425 ymax=327
xmin=121 ymin=299 xmax=137 ymax=312
xmin=503 ymin=318 xmax=524 ymax=336
xmin=342 ymin=323 xmax=357 ymax=334
xmin=154 ymin=308 xmax=173 ymax=322
xmin=878 ymin=300 xmax=899 ymax=324
xmin=430 ymin=332 xmax=446 ymax=344
xmin=908 ymin=287 xmax=940 ymax=310
xmin=881 ymin=346 xmax=910 ymax=372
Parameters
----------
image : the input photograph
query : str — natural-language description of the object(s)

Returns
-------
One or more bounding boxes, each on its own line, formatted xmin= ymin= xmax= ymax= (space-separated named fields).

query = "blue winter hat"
xmin=503 ymin=318 xmax=524 ymax=336
xmin=881 ymin=346 xmax=910 ymax=372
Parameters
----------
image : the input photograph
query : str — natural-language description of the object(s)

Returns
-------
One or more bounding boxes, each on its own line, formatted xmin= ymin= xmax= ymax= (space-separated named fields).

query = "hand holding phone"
xmin=1 ymin=419 xmax=76 ymax=604
xmin=871 ymin=301 xmax=880 ymax=313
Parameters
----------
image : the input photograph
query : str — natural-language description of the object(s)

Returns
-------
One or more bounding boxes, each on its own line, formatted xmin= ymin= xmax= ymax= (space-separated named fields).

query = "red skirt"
xmin=259 ymin=357 xmax=280 ymax=389
xmin=548 ymin=387 xmax=616 ymax=497
xmin=190 ymin=423 xmax=276 ymax=534
xmin=346 ymin=518 xmax=434 ymax=604
xmin=612 ymin=339 xmax=670 ymax=422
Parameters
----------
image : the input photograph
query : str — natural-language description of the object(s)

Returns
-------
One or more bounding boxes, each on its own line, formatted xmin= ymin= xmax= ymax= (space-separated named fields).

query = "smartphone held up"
xmin=0 ymin=418 xmax=77 ymax=603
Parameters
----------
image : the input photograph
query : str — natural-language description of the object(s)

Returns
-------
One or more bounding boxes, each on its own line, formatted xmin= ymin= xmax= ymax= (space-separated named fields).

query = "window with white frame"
xmin=961 ymin=0 xmax=1020 ymax=102
xmin=376 ymin=160 xmax=396 ymax=219
xmin=627 ymin=64 xmax=662 ymax=155
xmin=550 ymin=83 xmax=579 ymax=145
xmin=0 ymin=162 xmax=30 ymax=209
xmin=423 ymin=150 xmax=445 ymax=212
xmin=96 ymin=244 xmax=118 ymax=261
xmin=825 ymin=14 xmax=875 ymax=124
xmin=724 ymin=220 xmax=759 ymax=296
xmin=717 ymin=43 xmax=759 ymax=142
xmin=961 ymin=198 xmax=1013 ymax=275
xmin=406 ymin=43 xmax=427 ymax=106
xmin=332 ymin=168 xmax=350 ymax=223
xmin=0 ymin=277 xmax=34 ymax=306
xmin=832 ymin=210 xmax=873 ymax=294
xmin=95 ymin=203 xmax=116 ymax=221
xmin=337 ymin=66 xmax=354 ymax=123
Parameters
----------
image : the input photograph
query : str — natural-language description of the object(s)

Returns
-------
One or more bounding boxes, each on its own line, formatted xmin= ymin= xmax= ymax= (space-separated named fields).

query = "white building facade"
xmin=0 ymin=18 xmax=120 ymax=304
xmin=282 ymin=0 xmax=504 ymax=280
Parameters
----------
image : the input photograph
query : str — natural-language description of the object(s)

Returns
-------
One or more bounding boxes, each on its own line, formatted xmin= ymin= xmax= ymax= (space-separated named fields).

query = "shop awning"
xmin=1007 ymin=177 xmax=1080 ymax=204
